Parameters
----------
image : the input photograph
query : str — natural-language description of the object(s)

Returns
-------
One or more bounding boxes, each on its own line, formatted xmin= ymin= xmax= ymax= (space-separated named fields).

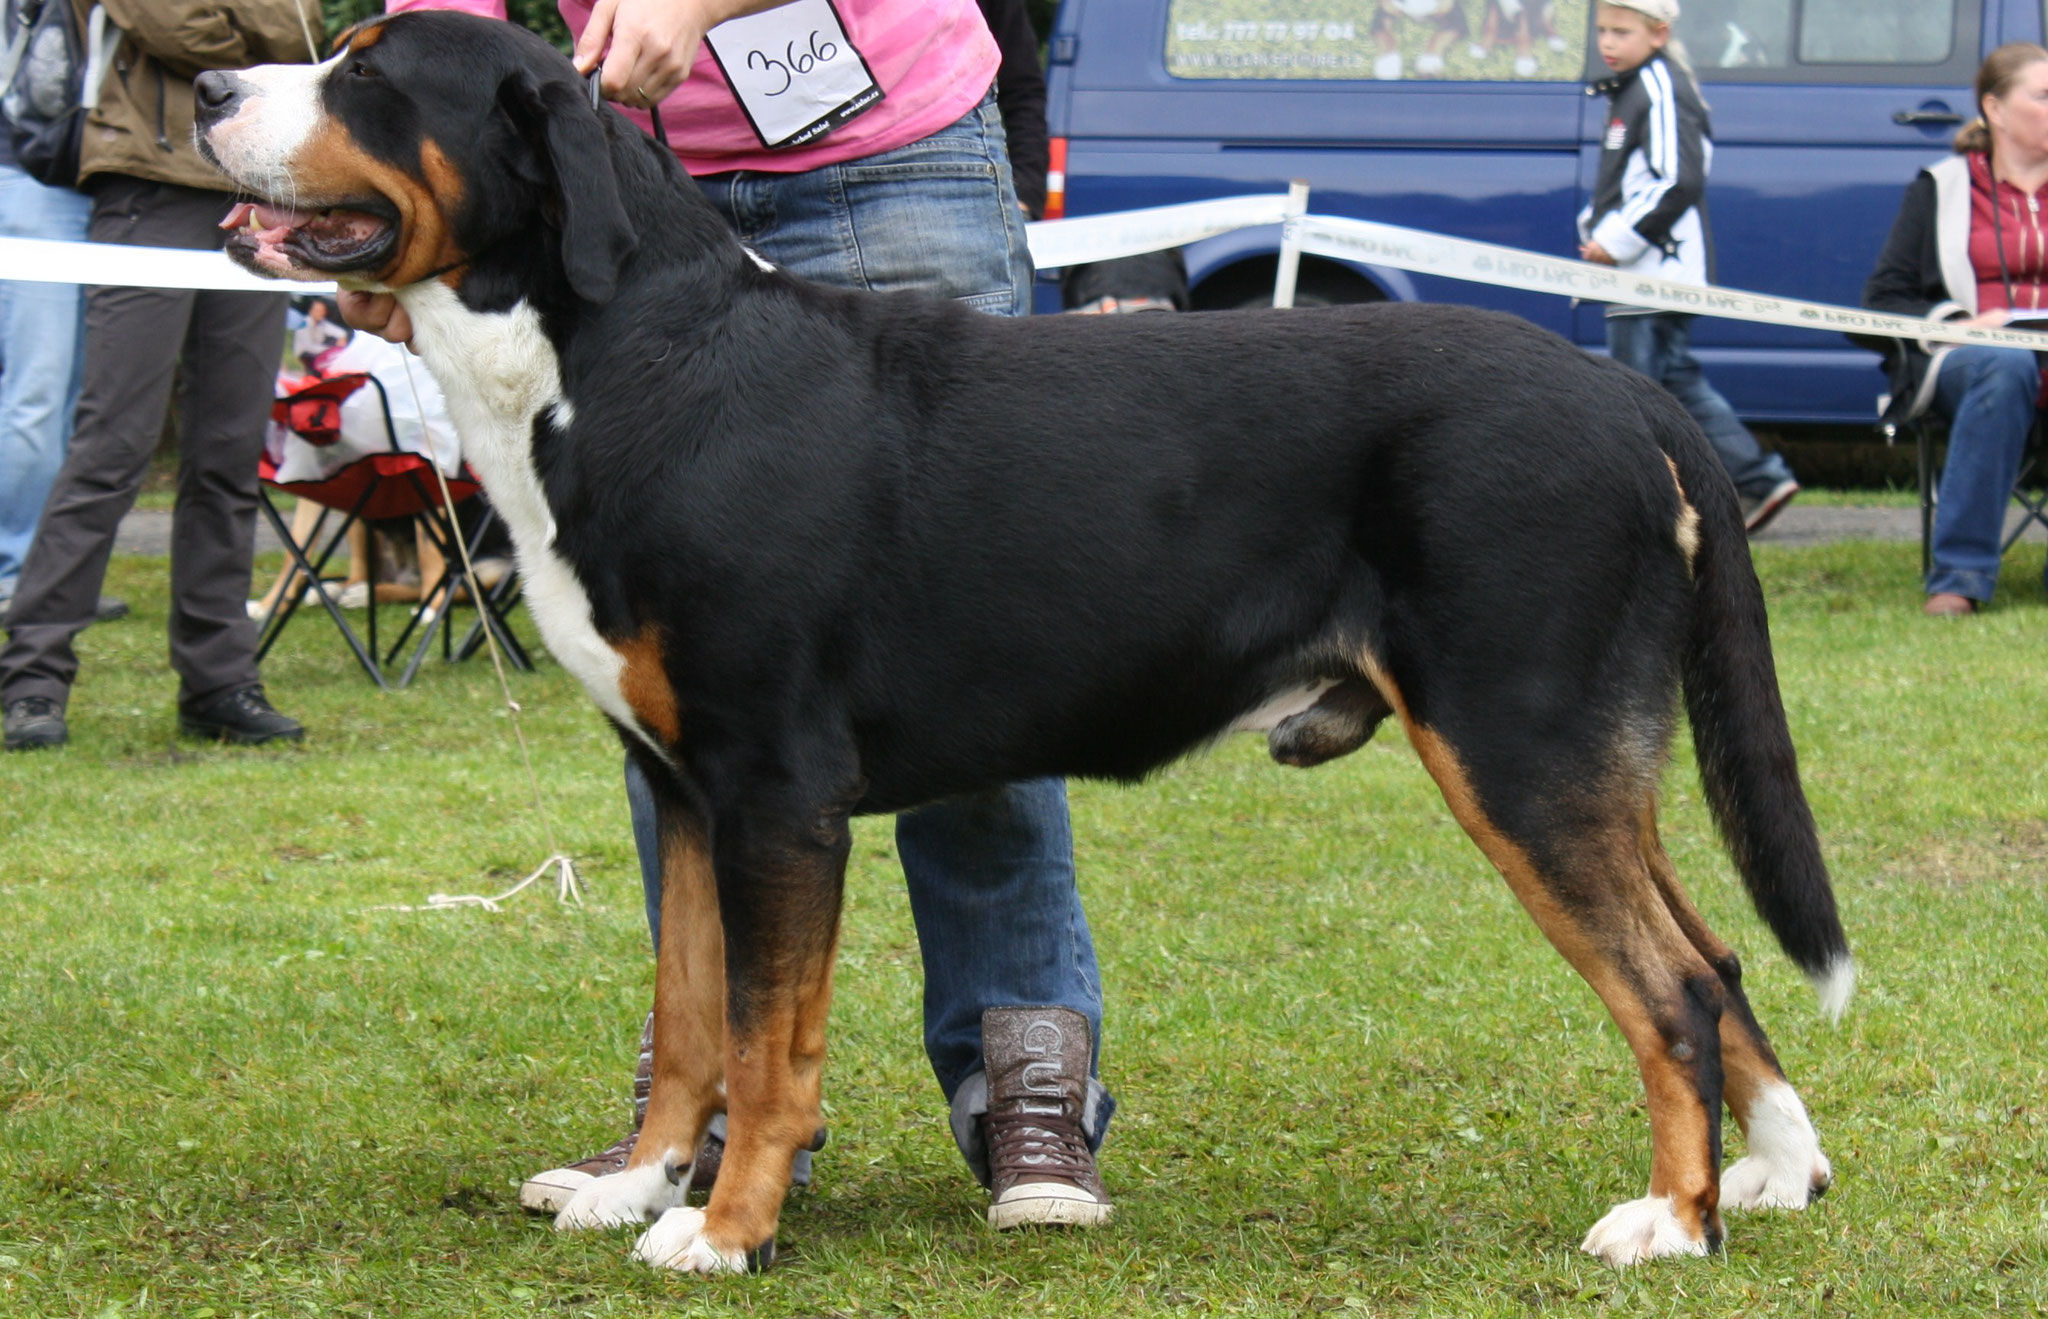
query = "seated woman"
xmin=1865 ymin=42 xmax=2048 ymax=616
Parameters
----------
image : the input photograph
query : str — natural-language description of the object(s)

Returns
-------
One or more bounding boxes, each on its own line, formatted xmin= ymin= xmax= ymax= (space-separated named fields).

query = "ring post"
xmin=1272 ymin=179 xmax=1311 ymax=308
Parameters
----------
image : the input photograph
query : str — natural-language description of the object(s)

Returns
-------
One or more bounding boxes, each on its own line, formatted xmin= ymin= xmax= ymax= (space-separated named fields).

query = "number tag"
xmin=704 ymin=0 xmax=884 ymax=150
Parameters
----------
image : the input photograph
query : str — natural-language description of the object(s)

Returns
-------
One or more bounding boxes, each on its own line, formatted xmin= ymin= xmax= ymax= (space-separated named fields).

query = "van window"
xmin=1799 ymin=0 xmax=1953 ymax=65
xmin=1675 ymin=0 xmax=1791 ymax=68
xmin=1165 ymin=0 xmax=1589 ymax=81
xmin=1673 ymin=0 xmax=1974 ymax=81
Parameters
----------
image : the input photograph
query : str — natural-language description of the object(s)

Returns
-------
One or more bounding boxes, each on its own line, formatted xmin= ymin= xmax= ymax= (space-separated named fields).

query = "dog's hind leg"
xmin=1635 ymin=799 xmax=1832 ymax=1213
xmin=1367 ymin=664 xmax=1729 ymax=1266
xmin=555 ymin=781 xmax=727 ymax=1235
xmin=631 ymin=776 xmax=852 ymax=1274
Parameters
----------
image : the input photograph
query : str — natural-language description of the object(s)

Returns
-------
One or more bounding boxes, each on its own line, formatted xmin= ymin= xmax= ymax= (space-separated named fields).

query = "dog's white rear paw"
xmin=554 ymin=1159 xmax=687 ymax=1231
xmin=1580 ymin=1195 xmax=1711 ymax=1266
xmin=634 ymin=1206 xmax=753 ymax=1273
xmin=1722 ymin=1151 xmax=1829 ymax=1210
xmin=1724 ymin=1082 xmax=1832 ymax=1211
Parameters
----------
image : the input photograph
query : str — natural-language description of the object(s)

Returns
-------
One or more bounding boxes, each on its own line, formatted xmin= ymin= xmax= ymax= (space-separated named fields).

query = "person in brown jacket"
xmin=1 ymin=1 xmax=322 ymax=751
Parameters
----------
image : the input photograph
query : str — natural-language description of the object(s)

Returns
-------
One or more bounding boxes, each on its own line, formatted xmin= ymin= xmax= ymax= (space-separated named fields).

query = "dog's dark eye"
xmin=348 ymin=60 xmax=377 ymax=79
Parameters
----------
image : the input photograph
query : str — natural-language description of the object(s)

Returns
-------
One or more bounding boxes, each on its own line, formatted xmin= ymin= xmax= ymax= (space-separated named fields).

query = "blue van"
xmin=1043 ymin=0 xmax=2036 ymax=425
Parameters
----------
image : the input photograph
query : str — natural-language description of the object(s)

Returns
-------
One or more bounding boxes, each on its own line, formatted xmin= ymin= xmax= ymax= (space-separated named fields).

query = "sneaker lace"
xmin=12 ymin=696 xmax=60 ymax=718
xmin=572 ymin=1129 xmax=638 ymax=1175
xmin=983 ymin=1106 xmax=1095 ymax=1183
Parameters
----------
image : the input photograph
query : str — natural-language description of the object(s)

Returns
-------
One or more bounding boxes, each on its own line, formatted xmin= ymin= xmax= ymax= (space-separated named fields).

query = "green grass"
xmin=1785 ymin=487 xmax=1919 ymax=510
xmin=3 ymin=539 xmax=2046 ymax=1317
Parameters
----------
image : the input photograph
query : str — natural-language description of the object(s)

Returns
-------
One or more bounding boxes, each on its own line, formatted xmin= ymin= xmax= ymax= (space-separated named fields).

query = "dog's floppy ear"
xmin=499 ymin=67 xmax=638 ymax=304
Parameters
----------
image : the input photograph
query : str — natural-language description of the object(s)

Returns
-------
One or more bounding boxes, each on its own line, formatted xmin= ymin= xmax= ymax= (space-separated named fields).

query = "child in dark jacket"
xmin=1577 ymin=0 xmax=1799 ymax=534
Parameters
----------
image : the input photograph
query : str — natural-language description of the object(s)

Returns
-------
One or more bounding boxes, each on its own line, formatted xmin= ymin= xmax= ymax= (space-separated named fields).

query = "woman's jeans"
xmin=1928 ymin=346 xmax=2040 ymax=602
xmin=0 ymin=163 xmax=90 ymax=597
xmin=623 ymin=91 xmax=1111 ymax=1162
xmin=1606 ymin=312 xmax=1795 ymax=498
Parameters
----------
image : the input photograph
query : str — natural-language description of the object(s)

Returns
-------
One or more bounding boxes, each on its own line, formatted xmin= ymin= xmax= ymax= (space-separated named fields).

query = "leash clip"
xmin=587 ymin=69 xmax=669 ymax=149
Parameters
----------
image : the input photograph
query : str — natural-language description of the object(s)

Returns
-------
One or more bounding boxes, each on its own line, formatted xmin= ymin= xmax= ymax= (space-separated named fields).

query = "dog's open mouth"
xmin=219 ymin=200 xmax=398 ymax=277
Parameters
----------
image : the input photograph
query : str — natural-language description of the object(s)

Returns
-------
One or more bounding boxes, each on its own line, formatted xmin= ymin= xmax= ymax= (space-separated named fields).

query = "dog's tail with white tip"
xmin=1651 ymin=391 xmax=1854 ymax=1021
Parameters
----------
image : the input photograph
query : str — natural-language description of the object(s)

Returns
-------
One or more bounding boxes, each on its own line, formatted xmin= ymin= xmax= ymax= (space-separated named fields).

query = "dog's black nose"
xmin=193 ymin=71 xmax=248 ymax=125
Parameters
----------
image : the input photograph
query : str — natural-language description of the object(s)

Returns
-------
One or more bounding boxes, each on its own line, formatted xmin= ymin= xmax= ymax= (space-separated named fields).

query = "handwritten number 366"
xmin=747 ymin=31 xmax=840 ymax=95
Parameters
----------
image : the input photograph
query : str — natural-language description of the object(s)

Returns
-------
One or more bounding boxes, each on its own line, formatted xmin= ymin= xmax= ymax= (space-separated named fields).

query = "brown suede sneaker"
xmin=518 ymin=1011 xmax=655 ymax=1214
xmin=517 ymin=1011 xmax=815 ymax=1213
xmin=978 ymin=1006 xmax=1112 ymax=1229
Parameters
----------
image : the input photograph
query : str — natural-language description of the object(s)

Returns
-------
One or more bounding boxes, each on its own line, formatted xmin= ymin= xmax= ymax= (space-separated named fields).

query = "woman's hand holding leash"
xmin=576 ymin=0 xmax=791 ymax=106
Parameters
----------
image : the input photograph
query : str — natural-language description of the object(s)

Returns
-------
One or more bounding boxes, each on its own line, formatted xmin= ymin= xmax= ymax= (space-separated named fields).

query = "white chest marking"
xmin=398 ymin=284 xmax=655 ymax=750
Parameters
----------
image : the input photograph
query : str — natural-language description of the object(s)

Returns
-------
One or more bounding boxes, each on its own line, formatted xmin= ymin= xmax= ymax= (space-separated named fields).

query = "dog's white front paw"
xmin=634 ymin=1206 xmax=754 ymax=1273
xmin=553 ymin=1159 xmax=688 ymax=1231
xmin=1724 ymin=1082 xmax=1832 ymax=1211
xmin=1580 ymin=1195 xmax=1711 ymax=1267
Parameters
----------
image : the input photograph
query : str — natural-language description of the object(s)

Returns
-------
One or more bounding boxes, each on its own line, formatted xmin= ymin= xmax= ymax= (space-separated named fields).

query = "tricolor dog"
xmin=196 ymin=11 xmax=1850 ymax=1276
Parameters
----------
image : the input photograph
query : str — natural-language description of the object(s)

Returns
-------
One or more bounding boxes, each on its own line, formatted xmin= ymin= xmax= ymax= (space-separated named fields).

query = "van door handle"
xmin=1893 ymin=108 xmax=1964 ymax=126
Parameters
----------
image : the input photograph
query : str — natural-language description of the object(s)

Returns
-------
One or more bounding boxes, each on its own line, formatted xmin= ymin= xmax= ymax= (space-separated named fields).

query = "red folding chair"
xmin=254 ymin=366 xmax=530 ymax=688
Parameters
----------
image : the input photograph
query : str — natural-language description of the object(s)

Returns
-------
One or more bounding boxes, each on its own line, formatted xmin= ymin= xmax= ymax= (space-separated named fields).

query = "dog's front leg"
xmin=633 ymin=792 xmax=850 ymax=1274
xmin=555 ymin=781 xmax=727 ymax=1233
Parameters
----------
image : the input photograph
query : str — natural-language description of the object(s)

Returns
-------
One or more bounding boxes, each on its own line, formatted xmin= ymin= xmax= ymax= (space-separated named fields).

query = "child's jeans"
xmin=1606 ymin=312 xmax=1796 ymax=499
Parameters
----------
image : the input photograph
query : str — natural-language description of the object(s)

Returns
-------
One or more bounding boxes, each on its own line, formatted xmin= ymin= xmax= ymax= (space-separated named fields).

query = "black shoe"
xmin=3 ymin=696 xmax=68 ymax=750
xmin=178 ymin=684 xmax=304 ymax=745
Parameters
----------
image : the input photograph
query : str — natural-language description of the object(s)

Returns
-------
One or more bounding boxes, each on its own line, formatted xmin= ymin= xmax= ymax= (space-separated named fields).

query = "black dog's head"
xmin=196 ymin=12 xmax=637 ymax=303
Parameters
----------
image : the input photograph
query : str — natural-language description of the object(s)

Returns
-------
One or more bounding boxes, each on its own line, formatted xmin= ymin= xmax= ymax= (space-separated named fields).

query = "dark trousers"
xmin=0 ymin=176 xmax=285 ymax=709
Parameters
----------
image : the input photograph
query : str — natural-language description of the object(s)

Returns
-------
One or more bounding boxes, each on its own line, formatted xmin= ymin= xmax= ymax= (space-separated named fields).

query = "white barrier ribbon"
xmin=1025 ymin=192 xmax=2048 ymax=351
xmin=1293 ymin=213 xmax=2048 ymax=351
xmin=8 ymin=194 xmax=2047 ymax=351
xmin=1024 ymin=194 xmax=1294 ymax=274
xmin=0 ymin=235 xmax=334 ymax=294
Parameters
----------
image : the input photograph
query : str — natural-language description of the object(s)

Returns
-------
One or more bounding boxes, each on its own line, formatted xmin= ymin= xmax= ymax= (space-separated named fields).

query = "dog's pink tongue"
xmin=219 ymin=202 xmax=315 ymax=239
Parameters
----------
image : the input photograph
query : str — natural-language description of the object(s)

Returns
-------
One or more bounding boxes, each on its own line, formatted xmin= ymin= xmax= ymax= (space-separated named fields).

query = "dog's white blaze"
xmin=1579 ymin=1194 xmax=1710 ymax=1267
xmin=1722 ymin=1080 xmax=1830 ymax=1211
xmin=1228 ymin=679 xmax=1338 ymax=734
xmin=553 ymin=1156 xmax=690 ymax=1231
xmin=399 ymin=283 xmax=654 ymax=749
xmin=202 ymin=56 xmax=338 ymax=193
xmin=635 ymin=1206 xmax=751 ymax=1274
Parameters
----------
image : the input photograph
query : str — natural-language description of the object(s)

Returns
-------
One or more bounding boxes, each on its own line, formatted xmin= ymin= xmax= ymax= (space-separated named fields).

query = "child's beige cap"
xmin=1600 ymin=0 xmax=1679 ymax=22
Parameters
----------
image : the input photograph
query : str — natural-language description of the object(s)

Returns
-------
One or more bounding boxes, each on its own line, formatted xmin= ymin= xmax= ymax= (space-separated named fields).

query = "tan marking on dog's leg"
xmin=630 ymin=815 xmax=726 ymax=1177
xmin=698 ymin=926 xmax=840 ymax=1264
xmin=612 ymin=626 xmax=683 ymax=745
xmin=634 ymin=805 xmax=851 ymax=1270
xmin=1636 ymin=798 xmax=1831 ymax=1210
xmin=1663 ymin=455 xmax=1702 ymax=574
xmin=1637 ymin=796 xmax=1780 ymax=1102
xmin=1358 ymin=654 xmax=1724 ymax=1260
